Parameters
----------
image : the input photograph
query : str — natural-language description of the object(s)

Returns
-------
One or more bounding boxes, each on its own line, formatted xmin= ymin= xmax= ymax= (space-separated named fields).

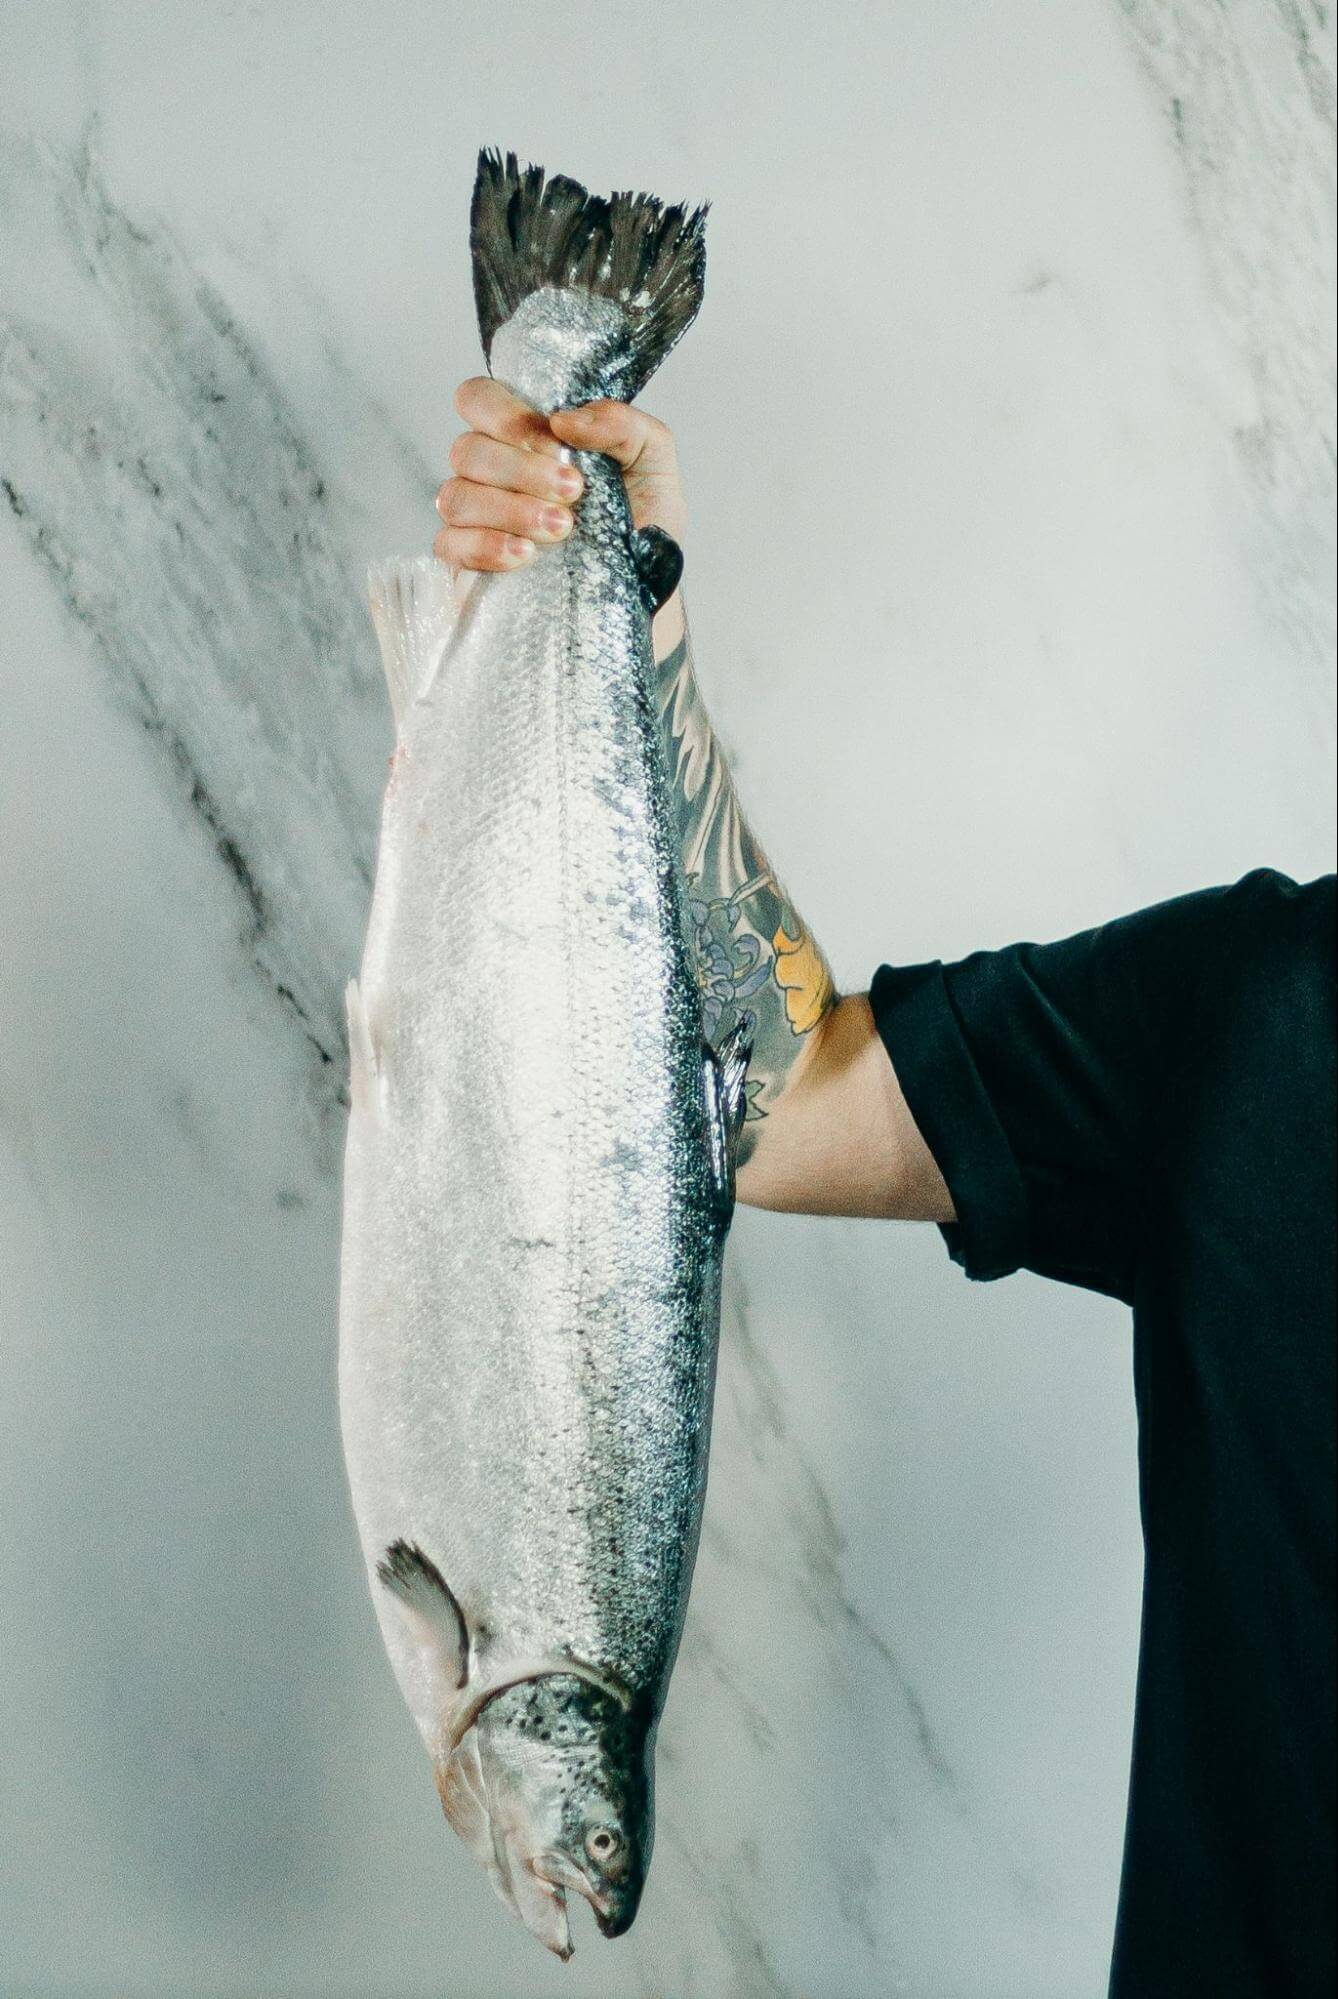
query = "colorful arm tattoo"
xmin=652 ymin=594 xmax=837 ymax=1158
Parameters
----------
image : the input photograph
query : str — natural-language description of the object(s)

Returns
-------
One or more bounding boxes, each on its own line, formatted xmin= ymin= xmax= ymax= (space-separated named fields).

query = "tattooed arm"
xmin=438 ymin=378 xmax=953 ymax=1221
xmin=649 ymin=595 xmax=836 ymax=1155
xmin=648 ymin=595 xmax=951 ymax=1221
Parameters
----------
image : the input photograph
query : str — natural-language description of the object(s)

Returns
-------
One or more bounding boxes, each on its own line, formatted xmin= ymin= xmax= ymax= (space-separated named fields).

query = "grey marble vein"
xmin=1115 ymin=0 xmax=1337 ymax=730
xmin=627 ymin=1257 xmax=1051 ymax=1996
xmin=0 ymin=127 xmax=392 ymax=1140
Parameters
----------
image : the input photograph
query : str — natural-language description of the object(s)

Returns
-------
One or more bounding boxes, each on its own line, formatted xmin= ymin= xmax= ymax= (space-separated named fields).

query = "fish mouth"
xmin=594 ymin=1899 xmax=637 ymax=1940
xmin=494 ymin=1847 xmax=579 ymax=1961
xmin=532 ymin=1850 xmax=614 ymax=1923
xmin=491 ymin=1843 xmax=615 ymax=1960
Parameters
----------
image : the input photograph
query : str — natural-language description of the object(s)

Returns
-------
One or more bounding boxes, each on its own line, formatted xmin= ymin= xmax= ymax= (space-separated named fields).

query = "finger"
xmin=434 ymin=524 xmax=536 ymax=572
xmin=548 ymin=399 xmax=669 ymax=473
xmin=436 ymin=477 xmax=574 ymax=545
xmin=445 ymin=431 xmax=583 ymax=504
xmin=453 ymin=376 xmax=565 ymax=457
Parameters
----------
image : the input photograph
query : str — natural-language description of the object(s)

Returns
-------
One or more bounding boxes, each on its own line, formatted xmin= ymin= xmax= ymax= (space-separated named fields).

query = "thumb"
xmin=548 ymin=400 xmax=672 ymax=478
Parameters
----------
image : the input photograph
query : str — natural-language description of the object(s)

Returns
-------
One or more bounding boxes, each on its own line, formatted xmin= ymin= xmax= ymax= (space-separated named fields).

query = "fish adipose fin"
xmin=703 ymin=1016 xmax=754 ymax=1216
xmin=470 ymin=147 xmax=709 ymax=405
xmin=376 ymin=1539 xmax=469 ymax=1690
xmin=366 ymin=555 xmax=461 ymax=730
xmin=628 ymin=525 xmax=684 ymax=615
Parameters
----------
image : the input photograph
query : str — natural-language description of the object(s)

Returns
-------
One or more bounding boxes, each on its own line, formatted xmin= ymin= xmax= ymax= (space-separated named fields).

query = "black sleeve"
xmin=868 ymin=868 xmax=1307 ymax=1304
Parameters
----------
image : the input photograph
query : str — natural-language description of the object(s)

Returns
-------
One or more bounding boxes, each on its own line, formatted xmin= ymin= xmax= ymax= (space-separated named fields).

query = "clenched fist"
xmin=436 ymin=377 xmax=690 ymax=655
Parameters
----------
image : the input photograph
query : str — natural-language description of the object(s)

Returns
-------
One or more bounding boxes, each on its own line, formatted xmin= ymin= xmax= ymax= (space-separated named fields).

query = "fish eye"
xmin=585 ymin=1824 xmax=623 ymax=1867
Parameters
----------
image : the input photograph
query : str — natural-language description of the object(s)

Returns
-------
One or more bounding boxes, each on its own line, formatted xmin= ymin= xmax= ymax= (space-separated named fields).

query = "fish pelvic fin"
xmin=376 ymin=1539 xmax=469 ymax=1690
xmin=470 ymin=148 xmax=708 ymax=403
xmin=344 ymin=978 xmax=382 ymax=1119
xmin=704 ymin=1015 xmax=754 ymax=1218
xmin=366 ymin=555 xmax=461 ymax=731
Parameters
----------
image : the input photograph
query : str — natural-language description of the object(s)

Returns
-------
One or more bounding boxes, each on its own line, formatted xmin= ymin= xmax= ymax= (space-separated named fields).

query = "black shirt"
xmin=869 ymin=868 xmax=1336 ymax=1999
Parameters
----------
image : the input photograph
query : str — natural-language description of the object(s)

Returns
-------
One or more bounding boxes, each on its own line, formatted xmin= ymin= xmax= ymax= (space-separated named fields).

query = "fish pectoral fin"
xmin=703 ymin=1016 xmax=754 ymax=1215
xmin=344 ymin=979 xmax=383 ymax=1118
xmin=445 ymin=1653 xmax=633 ymax=1753
xmin=376 ymin=1540 xmax=469 ymax=1690
xmin=628 ymin=525 xmax=684 ymax=615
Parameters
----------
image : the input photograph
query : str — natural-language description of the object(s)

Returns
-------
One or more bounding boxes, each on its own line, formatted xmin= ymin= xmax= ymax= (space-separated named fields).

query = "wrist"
xmin=650 ymin=587 xmax=686 ymax=664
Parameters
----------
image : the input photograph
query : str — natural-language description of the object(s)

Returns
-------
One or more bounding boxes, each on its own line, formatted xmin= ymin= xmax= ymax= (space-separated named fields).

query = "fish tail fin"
xmin=470 ymin=147 xmax=708 ymax=404
xmin=366 ymin=555 xmax=461 ymax=730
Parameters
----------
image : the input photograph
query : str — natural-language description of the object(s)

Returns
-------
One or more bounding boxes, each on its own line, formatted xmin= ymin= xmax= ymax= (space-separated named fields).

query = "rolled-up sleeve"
xmin=868 ymin=871 xmax=1301 ymax=1304
xmin=869 ymin=960 xmax=1031 ymax=1282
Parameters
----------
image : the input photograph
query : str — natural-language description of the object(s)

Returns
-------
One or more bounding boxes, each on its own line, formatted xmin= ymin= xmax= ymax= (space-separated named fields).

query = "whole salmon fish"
xmin=338 ymin=148 xmax=749 ymax=1961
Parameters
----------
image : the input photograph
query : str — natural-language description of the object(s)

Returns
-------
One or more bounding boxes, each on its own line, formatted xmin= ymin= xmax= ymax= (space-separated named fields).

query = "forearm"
xmin=651 ymin=592 xmax=838 ymax=1165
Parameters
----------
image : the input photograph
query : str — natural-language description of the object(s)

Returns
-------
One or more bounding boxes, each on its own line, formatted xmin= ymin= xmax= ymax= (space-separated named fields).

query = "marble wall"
xmin=0 ymin=4 xmax=1332 ymax=1995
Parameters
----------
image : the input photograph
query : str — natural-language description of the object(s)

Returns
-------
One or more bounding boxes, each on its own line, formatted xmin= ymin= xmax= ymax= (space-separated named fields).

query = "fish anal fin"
xmin=376 ymin=1539 xmax=468 ymax=1690
xmin=366 ymin=556 xmax=461 ymax=729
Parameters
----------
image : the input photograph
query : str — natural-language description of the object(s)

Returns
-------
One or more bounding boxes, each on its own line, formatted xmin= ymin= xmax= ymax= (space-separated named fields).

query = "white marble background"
xmin=0 ymin=3 xmax=1332 ymax=1996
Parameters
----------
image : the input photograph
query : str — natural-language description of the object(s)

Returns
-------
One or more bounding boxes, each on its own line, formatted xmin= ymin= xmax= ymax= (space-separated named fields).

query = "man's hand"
xmin=437 ymin=379 xmax=690 ymax=655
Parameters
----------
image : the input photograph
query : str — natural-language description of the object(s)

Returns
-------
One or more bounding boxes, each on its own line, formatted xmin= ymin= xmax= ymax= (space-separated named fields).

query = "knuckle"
xmin=646 ymin=412 xmax=676 ymax=454
xmin=485 ymin=529 xmax=520 ymax=566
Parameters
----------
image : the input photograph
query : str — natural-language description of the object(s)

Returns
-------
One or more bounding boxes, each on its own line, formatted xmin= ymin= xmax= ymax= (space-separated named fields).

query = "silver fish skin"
xmin=337 ymin=151 xmax=745 ymax=1961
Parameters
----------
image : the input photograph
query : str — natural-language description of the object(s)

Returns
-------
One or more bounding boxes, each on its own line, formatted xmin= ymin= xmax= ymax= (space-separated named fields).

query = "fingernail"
xmin=540 ymin=506 xmax=571 ymax=537
xmin=506 ymin=537 xmax=534 ymax=562
xmin=554 ymin=467 xmax=582 ymax=497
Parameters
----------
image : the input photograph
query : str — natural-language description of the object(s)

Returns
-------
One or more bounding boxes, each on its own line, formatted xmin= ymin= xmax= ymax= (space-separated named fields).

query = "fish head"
xmin=465 ymin=1675 xmax=653 ymax=1957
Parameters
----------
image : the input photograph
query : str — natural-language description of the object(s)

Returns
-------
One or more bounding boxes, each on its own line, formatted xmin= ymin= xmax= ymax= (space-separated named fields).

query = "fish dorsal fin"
xmin=628 ymin=525 xmax=684 ymax=615
xmin=703 ymin=1016 xmax=754 ymax=1215
xmin=445 ymin=1655 xmax=633 ymax=1755
xmin=376 ymin=1539 xmax=468 ymax=1690
xmin=366 ymin=556 xmax=461 ymax=730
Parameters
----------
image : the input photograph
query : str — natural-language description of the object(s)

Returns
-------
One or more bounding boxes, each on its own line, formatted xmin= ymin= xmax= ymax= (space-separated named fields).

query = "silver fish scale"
xmin=338 ymin=285 xmax=725 ymax=1739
